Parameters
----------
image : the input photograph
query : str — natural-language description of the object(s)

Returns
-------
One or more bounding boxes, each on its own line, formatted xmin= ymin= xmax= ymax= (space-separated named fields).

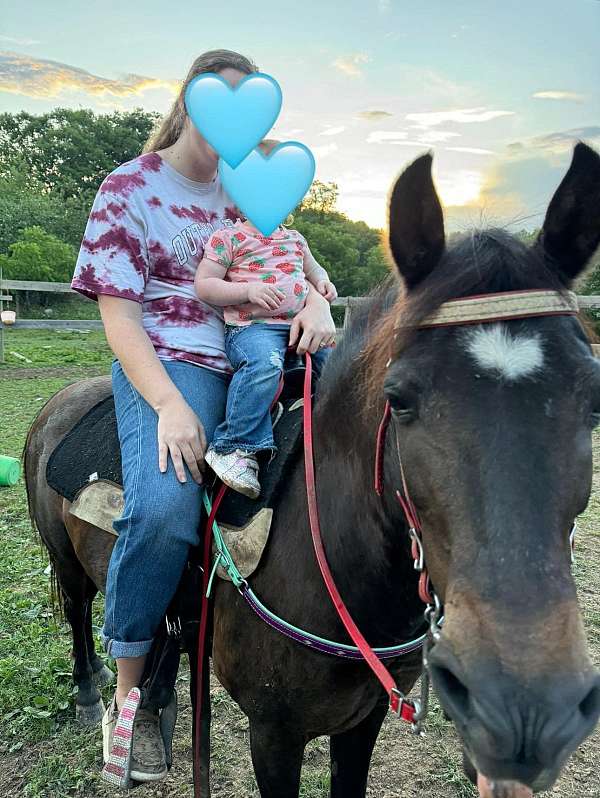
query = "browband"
xmin=406 ymin=289 xmax=579 ymax=329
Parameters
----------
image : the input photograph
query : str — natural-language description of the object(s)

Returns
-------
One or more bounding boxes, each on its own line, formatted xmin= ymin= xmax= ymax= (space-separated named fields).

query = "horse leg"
xmin=329 ymin=700 xmax=388 ymax=798
xmin=83 ymin=586 xmax=114 ymax=688
xmin=249 ymin=720 xmax=306 ymax=798
xmin=61 ymin=579 xmax=104 ymax=726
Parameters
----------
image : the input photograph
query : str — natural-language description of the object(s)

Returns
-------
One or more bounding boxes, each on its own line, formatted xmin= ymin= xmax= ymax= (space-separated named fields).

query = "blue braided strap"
xmin=203 ymin=492 xmax=431 ymax=660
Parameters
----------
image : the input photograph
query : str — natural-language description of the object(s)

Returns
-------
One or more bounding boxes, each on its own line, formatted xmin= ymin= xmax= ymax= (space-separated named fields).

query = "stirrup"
xmin=102 ymin=687 xmax=142 ymax=788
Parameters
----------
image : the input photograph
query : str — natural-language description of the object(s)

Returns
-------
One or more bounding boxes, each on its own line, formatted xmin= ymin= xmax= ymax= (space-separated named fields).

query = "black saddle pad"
xmin=46 ymin=396 xmax=122 ymax=502
xmin=46 ymin=370 xmax=305 ymax=529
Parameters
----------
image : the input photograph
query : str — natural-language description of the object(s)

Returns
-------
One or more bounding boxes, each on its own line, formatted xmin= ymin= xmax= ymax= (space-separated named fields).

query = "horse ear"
xmin=536 ymin=142 xmax=600 ymax=284
xmin=387 ymin=152 xmax=445 ymax=291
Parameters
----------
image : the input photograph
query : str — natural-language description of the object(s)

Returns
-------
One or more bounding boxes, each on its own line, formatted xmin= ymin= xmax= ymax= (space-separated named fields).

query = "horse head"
xmin=384 ymin=143 xmax=600 ymax=793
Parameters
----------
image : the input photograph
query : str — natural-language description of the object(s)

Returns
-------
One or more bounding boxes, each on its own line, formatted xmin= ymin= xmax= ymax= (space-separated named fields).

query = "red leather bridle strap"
xmin=303 ymin=354 xmax=416 ymax=720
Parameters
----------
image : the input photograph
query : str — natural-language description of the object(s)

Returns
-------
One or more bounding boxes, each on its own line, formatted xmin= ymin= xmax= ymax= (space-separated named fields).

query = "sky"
xmin=1 ymin=0 xmax=599 ymax=230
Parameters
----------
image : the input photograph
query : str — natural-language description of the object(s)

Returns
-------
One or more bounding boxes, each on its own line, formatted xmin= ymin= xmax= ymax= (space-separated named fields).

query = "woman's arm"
xmin=289 ymin=284 xmax=336 ymax=354
xmin=98 ymin=294 xmax=206 ymax=484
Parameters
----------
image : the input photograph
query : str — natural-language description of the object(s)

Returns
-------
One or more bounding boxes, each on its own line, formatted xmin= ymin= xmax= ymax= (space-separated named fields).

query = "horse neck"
xmin=310 ymin=361 xmax=424 ymax=643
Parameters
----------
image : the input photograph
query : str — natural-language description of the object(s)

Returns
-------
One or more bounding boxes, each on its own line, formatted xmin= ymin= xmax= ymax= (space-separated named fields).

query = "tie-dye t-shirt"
xmin=202 ymin=221 xmax=310 ymax=326
xmin=71 ymin=152 xmax=240 ymax=373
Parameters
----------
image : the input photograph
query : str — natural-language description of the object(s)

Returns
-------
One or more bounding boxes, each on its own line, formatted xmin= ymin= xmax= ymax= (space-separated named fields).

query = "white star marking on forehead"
xmin=463 ymin=324 xmax=544 ymax=381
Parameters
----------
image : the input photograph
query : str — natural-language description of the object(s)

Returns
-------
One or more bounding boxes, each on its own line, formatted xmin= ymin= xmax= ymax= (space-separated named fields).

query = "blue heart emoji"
xmin=185 ymin=72 xmax=282 ymax=168
xmin=219 ymin=143 xmax=316 ymax=236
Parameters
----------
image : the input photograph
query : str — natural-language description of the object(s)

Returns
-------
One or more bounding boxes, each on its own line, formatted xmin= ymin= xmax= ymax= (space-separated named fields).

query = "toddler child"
xmin=195 ymin=141 xmax=337 ymax=497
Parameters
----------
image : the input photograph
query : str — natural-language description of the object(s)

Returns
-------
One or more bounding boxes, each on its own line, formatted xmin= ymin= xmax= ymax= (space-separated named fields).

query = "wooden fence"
xmin=2 ymin=278 xmax=600 ymax=361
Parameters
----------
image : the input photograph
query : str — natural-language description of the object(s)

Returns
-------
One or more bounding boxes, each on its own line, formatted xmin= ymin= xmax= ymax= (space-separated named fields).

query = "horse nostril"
xmin=579 ymin=683 xmax=600 ymax=721
xmin=430 ymin=662 xmax=470 ymax=720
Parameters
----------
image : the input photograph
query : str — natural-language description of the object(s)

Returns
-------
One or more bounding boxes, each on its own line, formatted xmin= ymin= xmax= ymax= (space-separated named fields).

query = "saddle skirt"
xmin=68 ymin=479 xmax=274 ymax=581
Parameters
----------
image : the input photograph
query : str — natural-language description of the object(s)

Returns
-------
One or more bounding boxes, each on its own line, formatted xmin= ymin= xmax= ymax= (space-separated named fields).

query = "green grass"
xmin=0 ymin=378 xmax=107 ymax=746
xmin=12 ymin=296 xmax=101 ymax=322
xmin=0 ymin=333 xmax=599 ymax=797
xmin=0 ymin=328 xmax=111 ymax=370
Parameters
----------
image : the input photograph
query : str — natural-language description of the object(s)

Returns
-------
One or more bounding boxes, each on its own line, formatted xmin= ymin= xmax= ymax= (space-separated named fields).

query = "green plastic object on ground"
xmin=0 ymin=455 xmax=20 ymax=486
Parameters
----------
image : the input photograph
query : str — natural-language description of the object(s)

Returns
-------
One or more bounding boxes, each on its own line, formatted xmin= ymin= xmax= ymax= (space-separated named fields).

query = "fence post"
xmin=0 ymin=265 xmax=4 ymax=364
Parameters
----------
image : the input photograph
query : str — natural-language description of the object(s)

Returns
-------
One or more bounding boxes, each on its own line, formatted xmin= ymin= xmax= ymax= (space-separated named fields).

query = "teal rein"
xmin=202 ymin=492 xmax=429 ymax=660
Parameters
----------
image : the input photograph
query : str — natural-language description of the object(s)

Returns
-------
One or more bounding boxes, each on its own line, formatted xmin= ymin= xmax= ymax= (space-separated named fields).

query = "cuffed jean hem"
xmin=101 ymin=631 xmax=154 ymax=659
xmin=211 ymin=438 xmax=276 ymax=455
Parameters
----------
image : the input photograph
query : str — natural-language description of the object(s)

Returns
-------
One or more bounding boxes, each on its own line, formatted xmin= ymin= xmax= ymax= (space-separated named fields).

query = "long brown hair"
xmin=143 ymin=49 xmax=258 ymax=153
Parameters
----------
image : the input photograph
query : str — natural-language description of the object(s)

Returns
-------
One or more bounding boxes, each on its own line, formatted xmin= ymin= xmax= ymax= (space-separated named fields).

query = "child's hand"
xmin=247 ymin=283 xmax=285 ymax=311
xmin=316 ymin=279 xmax=338 ymax=302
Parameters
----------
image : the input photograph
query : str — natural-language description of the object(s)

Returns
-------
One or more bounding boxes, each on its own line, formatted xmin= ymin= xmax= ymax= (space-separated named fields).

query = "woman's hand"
xmin=157 ymin=394 xmax=207 ymax=484
xmin=289 ymin=286 xmax=336 ymax=354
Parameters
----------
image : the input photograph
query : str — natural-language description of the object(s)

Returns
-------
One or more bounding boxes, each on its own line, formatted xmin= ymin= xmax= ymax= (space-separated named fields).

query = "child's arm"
xmin=302 ymin=242 xmax=338 ymax=302
xmin=195 ymin=257 xmax=250 ymax=306
xmin=195 ymin=257 xmax=285 ymax=311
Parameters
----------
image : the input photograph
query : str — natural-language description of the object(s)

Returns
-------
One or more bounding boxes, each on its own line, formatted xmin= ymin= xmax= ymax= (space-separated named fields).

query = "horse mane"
xmin=339 ymin=228 xmax=574 ymax=415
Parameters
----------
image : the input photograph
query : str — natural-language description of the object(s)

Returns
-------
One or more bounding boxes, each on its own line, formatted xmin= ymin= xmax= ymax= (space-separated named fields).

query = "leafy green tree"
xmin=0 ymin=226 xmax=77 ymax=282
xmin=0 ymin=164 xmax=88 ymax=253
xmin=0 ymin=108 xmax=159 ymax=206
xmin=300 ymin=180 xmax=340 ymax=218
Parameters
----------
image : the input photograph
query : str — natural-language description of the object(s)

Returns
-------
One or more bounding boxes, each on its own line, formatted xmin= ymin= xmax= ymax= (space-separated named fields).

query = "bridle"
xmin=371 ymin=287 xmax=580 ymax=731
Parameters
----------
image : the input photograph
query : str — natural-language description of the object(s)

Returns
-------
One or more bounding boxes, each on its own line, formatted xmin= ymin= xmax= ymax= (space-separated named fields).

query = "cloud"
xmin=0 ymin=35 xmax=40 ymax=46
xmin=532 ymin=90 xmax=584 ymax=102
xmin=332 ymin=53 xmax=370 ymax=77
xmin=446 ymin=146 xmax=495 ymax=155
xmin=0 ymin=51 xmax=179 ymax=99
xmin=509 ymin=126 xmax=600 ymax=157
xmin=418 ymin=130 xmax=461 ymax=143
xmin=366 ymin=130 xmax=408 ymax=144
xmin=357 ymin=110 xmax=393 ymax=121
xmin=406 ymin=107 xmax=515 ymax=127
xmin=312 ymin=142 xmax=338 ymax=158
xmin=436 ymin=169 xmax=485 ymax=207
xmin=320 ymin=125 xmax=346 ymax=136
xmin=378 ymin=0 xmax=391 ymax=10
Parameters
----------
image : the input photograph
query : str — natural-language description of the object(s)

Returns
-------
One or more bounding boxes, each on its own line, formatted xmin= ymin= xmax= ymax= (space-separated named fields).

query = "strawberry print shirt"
xmin=71 ymin=152 xmax=240 ymax=373
xmin=202 ymin=221 xmax=310 ymax=326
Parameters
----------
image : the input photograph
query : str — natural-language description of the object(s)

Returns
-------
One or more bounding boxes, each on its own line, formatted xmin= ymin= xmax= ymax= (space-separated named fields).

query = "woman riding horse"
xmin=69 ymin=48 xmax=336 ymax=782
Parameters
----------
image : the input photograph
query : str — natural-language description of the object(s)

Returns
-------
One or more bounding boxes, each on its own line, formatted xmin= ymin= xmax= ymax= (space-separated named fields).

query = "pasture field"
xmin=0 ymin=328 xmax=599 ymax=797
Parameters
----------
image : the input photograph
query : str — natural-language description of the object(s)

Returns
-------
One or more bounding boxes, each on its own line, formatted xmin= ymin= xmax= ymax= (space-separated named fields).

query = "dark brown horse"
xmin=25 ymin=144 xmax=600 ymax=797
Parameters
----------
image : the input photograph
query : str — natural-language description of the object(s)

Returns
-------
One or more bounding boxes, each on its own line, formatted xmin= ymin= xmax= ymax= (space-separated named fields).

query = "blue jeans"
xmin=211 ymin=324 xmax=329 ymax=455
xmin=102 ymin=359 xmax=229 ymax=658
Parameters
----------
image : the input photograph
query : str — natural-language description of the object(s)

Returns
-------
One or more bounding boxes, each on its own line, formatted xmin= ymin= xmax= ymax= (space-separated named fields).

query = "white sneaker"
xmin=206 ymin=447 xmax=261 ymax=499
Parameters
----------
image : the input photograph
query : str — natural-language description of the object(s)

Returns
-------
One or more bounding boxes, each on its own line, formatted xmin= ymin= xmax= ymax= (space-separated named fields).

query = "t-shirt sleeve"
xmin=71 ymin=189 xmax=149 ymax=303
xmin=203 ymin=230 xmax=234 ymax=268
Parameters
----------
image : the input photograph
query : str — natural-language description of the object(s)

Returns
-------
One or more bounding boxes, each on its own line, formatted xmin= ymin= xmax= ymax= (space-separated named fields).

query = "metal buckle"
xmin=165 ymin=616 xmax=182 ymax=639
xmin=408 ymin=527 xmax=425 ymax=571
xmin=424 ymin=593 xmax=443 ymax=641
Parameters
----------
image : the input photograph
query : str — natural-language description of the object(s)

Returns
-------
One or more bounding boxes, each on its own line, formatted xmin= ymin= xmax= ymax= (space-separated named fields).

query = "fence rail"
xmin=1 ymin=278 xmax=600 ymax=345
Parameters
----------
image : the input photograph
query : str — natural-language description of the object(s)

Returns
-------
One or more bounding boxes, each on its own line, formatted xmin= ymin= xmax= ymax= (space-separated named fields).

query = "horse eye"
xmin=387 ymin=391 xmax=418 ymax=422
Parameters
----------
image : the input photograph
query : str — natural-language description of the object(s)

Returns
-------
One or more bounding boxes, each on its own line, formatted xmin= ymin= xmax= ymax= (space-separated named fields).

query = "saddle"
xmin=46 ymin=355 xmax=308 ymax=581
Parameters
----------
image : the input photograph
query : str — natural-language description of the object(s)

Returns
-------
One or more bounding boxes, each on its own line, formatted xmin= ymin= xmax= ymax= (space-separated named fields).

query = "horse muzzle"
xmin=427 ymin=640 xmax=600 ymax=792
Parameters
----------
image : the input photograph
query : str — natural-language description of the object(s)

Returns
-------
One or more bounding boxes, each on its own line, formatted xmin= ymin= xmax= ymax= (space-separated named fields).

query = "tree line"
xmin=0 ymin=108 xmax=389 ymax=297
xmin=0 ymin=108 xmax=598 ymax=306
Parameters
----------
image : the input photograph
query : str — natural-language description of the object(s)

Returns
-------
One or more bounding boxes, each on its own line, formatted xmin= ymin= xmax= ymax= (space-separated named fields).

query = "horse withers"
xmin=25 ymin=143 xmax=600 ymax=797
